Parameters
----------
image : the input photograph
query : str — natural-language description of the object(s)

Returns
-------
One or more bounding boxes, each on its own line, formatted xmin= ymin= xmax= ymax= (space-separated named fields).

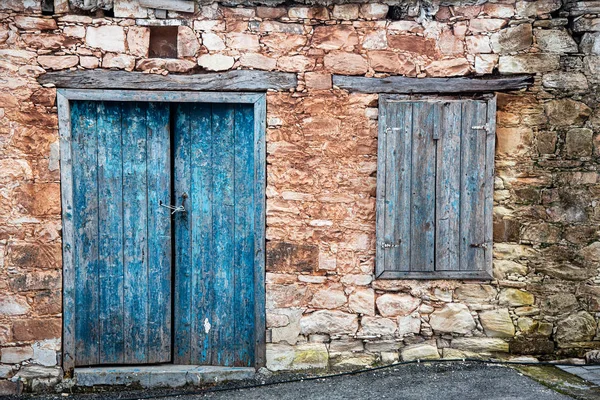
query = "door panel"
xmin=71 ymin=100 xmax=172 ymax=366
xmin=173 ymin=103 xmax=257 ymax=367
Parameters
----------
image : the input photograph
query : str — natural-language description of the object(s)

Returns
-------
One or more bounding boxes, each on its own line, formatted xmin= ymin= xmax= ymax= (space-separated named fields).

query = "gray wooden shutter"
xmin=376 ymin=96 xmax=496 ymax=279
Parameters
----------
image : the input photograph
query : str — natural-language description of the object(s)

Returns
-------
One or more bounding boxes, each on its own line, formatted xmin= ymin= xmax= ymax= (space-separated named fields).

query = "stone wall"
xmin=1 ymin=0 xmax=600 ymax=393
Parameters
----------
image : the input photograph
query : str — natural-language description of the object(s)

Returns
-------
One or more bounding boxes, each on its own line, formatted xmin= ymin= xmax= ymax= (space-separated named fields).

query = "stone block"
xmin=197 ymin=54 xmax=234 ymax=71
xmin=452 ymin=337 xmax=509 ymax=353
xmin=358 ymin=316 xmax=396 ymax=337
xmin=565 ymin=128 xmax=593 ymax=157
xmin=479 ymin=309 xmax=515 ymax=338
xmin=556 ymin=311 xmax=596 ymax=342
xmin=324 ymin=52 xmax=367 ymax=75
xmin=300 ymin=310 xmax=358 ymax=335
xmin=387 ymin=35 xmax=437 ymax=57
xmin=580 ymin=33 xmax=600 ymax=54
xmin=454 ymin=284 xmax=497 ymax=303
xmin=12 ymin=318 xmax=61 ymax=341
xmin=359 ymin=3 xmax=389 ymax=20
xmin=256 ymin=6 xmax=287 ymax=19
xmin=397 ymin=313 xmax=421 ymax=337
xmin=333 ymin=4 xmax=359 ymax=20
xmin=102 ymin=53 xmax=135 ymax=71
xmin=368 ymin=51 xmax=416 ymax=75
xmin=304 ymin=72 xmax=332 ymax=90
xmin=401 ymin=343 xmax=440 ymax=361
xmin=490 ymin=24 xmax=532 ymax=54
xmin=469 ymin=18 xmax=507 ymax=33
xmin=313 ymin=25 xmax=358 ymax=50
xmin=536 ymin=131 xmax=558 ymax=155
xmin=239 ymin=53 xmax=277 ymax=71
xmin=543 ymin=72 xmax=588 ymax=91
xmin=509 ymin=338 xmax=554 ymax=355
xmin=517 ymin=318 xmax=553 ymax=337
xmin=466 ymin=35 xmax=492 ymax=54
xmin=0 ymin=380 xmax=22 ymax=396
xmin=310 ymin=288 xmax=346 ymax=310
xmin=545 ymin=99 xmax=592 ymax=127
xmin=32 ymin=339 xmax=59 ymax=367
xmin=86 ymin=26 xmax=126 ymax=53
xmin=426 ymin=58 xmax=471 ymax=77
xmin=126 ymin=27 xmax=149 ymax=58
xmin=1 ymin=346 xmax=33 ymax=364
xmin=37 ymin=56 xmax=79 ymax=71
xmin=499 ymin=289 xmax=534 ymax=306
xmin=0 ymin=294 xmax=30 ymax=316
xmin=498 ymin=54 xmax=560 ymax=74
xmin=227 ymin=32 xmax=260 ymax=51
xmin=376 ymin=293 xmax=420 ymax=317
xmin=429 ymin=303 xmax=476 ymax=334
xmin=535 ymin=30 xmax=578 ymax=53
xmin=277 ymin=55 xmax=315 ymax=73
xmin=348 ymin=288 xmax=375 ymax=316
xmin=330 ymin=352 xmax=376 ymax=370
xmin=14 ymin=16 xmax=57 ymax=30
xmin=266 ymin=241 xmax=318 ymax=273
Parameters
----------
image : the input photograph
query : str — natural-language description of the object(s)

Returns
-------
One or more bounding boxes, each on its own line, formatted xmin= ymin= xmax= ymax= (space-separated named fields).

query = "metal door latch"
xmin=159 ymin=200 xmax=186 ymax=214
xmin=470 ymin=242 xmax=489 ymax=249
xmin=385 ymin=128 xmax=402 ymax=134
xmin=381 ymin=241 xmax=401 ymax=249
xmin=472 ymin=124 xmax=490 ymax=134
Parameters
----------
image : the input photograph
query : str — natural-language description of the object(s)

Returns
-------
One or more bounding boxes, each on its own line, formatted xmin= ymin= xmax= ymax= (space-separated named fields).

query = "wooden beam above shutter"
xmin=333 ymin=75 xmax=533 ymax=94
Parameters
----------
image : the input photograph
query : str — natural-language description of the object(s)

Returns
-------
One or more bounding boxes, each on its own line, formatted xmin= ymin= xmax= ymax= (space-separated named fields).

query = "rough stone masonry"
xmin=1 ymin=0 xmax=600 ymax=393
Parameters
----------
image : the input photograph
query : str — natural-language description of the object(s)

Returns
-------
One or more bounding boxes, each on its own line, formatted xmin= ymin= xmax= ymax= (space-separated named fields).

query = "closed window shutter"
xmin=376 ymin=96 xmax=496 ymax=279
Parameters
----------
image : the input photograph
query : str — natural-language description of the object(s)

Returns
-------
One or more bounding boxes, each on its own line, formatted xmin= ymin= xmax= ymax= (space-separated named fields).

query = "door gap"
xmin=169 ymin=102 xmax=177 ymax=364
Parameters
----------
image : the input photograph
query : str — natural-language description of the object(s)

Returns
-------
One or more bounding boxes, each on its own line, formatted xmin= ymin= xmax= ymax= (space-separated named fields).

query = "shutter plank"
xmin=146 ymin=102 xmax=172 ymax=363
xmin=410 ymin=102 xmax=436 ymax=272
xmin=233 ymin=104 xmax=256 ymax=366
xmin=460 ymin=101 xmax=488 ymax=271
xmin=122 ymin=102 xmax=149 ymax=363
xmin=484 ymin=97 xmax=496 ymax=276
xmin=211 ymin=104 xmax=236 ymax=366
xmin=435 ymin=102 xmax=462 ymax=271
xmin=97 ymin=102 xmax=125 ymax=364
xmin=382 ymin=102 xmax=400 ymax=271
xmin=174 ymin=104 xmax=192 ymax=364
xmin=375 ymin=98 xmax=389 ymax=276
xmin=72 ymin=101 xmax=100 ymax=366
xmin=190 ymin=104 xmax=214 ymax=364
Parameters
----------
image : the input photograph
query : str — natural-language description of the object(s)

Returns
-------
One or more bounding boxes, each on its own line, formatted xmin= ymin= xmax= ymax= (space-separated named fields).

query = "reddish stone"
xmin=436 ymin=6 xmax=452 ymax=21
xmin=127 ymin=26 xmax=150 ymax=58
xmin=37 ymin=55 xmax=79 ymax=70
xmin=177 ymin=26 xmax=199 ymax=57
xmin=324 ymin=52 xmax=368 ymax=75
xmin=30 ymin=88 xmax=56 ymax=107
xmin=256 ymin=6 xmax=287 ymax=19
xmin=12 ymin=318 xmax=61 ymax=341
xmin=437 ymin=29 xmax=465 ymax=56
xmin=14 ymin=16 xmax=57 ymax=30
xmin=13 ymin=183 xmax=61 ymax=216
xmin=387 ymin=34 xmax=438 ymax=58
xmin=368 ymin=50 xmax=417 ymax=76
xmin=469 ymin=18 xmax=507 ymax=33
xmin=453 ymin=5 xmax=482 ymax=18
xmin=277 ymin=55 xmax=315 ymax=73
xmin=7 ymin=241 xmax=61 ymax=270
xmin=165 ymin=59 xmax=197 ymax=73
xmin=312 ymin=25 xmax=358 ymax=50
xmin=34 ymin=291 xmax=62 ymax=315
xmin=425 ymin=58 xmax=471 ymax=77
xmin=267 ymin=241 xmax=319 ymax=273
xmin=305 ymin=72 xmax=332 ymax=90
xmin=261 ymin=33 xmax=307 ymax=53
xmin=21 ymin=34 xmax=71 ymax=50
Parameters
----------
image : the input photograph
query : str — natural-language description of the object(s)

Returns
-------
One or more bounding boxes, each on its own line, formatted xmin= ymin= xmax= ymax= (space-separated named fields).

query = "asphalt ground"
xmin=12 ymin=361 xmax=576 ymax=400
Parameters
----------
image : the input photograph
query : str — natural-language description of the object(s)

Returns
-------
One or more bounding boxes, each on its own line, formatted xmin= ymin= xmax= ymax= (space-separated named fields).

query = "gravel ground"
xmin=14 ymin=362 xmax=572 ymax=400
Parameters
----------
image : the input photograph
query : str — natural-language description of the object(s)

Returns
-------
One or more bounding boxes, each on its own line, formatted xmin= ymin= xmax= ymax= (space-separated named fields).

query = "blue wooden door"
xmin=71 ymin=101 xmax=172 ymax=366
xmin=173 ymin=103 xmax=258 ymax=367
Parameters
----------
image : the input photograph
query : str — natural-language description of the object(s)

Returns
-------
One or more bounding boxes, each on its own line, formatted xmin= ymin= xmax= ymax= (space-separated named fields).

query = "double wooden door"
xmin=69 ymin=100 xmax=259 ymax=367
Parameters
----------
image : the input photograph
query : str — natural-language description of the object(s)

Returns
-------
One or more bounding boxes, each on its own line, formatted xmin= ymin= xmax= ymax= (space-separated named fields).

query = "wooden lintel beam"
xmin=39 ymin=70 xmax=298 ymax=92
xmin=332 ymin=75 xmax=534 ymax=94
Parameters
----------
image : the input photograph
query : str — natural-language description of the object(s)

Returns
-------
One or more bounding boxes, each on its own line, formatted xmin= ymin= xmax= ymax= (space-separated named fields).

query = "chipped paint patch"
xmin=204 ymin=318 xmax=211 ymax=334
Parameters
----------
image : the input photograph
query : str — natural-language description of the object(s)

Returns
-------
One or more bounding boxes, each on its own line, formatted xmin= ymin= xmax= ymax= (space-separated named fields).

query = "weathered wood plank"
xmin=174 ymin=103 xmax=192 ymax=365
xmin=410 ymin=102 xmax=436 ymax=272
xmin=139 ymin=0 xmax=194 ymax=13
xmin=252 ymin=95 xmax=267 ymax=368
xmin=58 ymin=92 xmax=76 ymax=375
xmin=96 ymin=101 xmax=125 ymax=364
xmin=378 ymin=270 xmax=494 ymax=280
xmin=234 ymin=104 xmax=256 ymax=367
xmin=189 ymin=104 xmax=213 ymax=365
xmin=382 ymin=101 xmax=399 ymax=272
xmin=374 ymin=97 xmax=389 ymax=278
xmin=435 ymin=102 xmax=462 ymax=271
xmin=41 ymin=70 xmax=298 ymax=92
xmin=332 ymin=75 xmax=533 ymax=94
xmin=146 ymin=102 xmax=172 ymax=363
xmin=72 ymin=101 xmax=100 ymax=366
xmin=484 ymin=96 xmax=497 ymax=279
xmin=121 ymin=102 xmax=149 ymax=364
xmin=211 ymin=104 xmax=236 ymax=366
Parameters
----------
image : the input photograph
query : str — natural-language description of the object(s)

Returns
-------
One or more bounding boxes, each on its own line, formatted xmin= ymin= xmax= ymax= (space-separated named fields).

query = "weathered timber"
xmin=333 ymin=75 xmax=533 ymax=94
xmin=139 ymin=0 xmax=194 ymax=13
xmin=40 ymin=70 xmax=297 ymax=91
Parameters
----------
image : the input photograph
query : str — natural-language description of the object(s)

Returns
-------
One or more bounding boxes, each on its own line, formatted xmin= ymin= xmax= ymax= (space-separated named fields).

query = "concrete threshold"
xmin=74 ymin=365 xmax=256 ymax=389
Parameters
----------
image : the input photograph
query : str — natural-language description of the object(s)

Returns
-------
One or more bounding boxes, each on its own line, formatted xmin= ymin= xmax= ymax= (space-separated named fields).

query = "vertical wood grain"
xmin=484 ymin=96 xmax=497 ymax=277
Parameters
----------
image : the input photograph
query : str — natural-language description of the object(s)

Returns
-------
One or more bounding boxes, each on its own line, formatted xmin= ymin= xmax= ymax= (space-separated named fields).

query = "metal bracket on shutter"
xmin=381 ymin=241 xmax=401 ymax=249
xmin=385 ymin=128 xmax=402 ymax=135
xmin=470 ymin=242 xmax=490 ymax=249
xmin=472 ymin=124 xmax=491 ymax=135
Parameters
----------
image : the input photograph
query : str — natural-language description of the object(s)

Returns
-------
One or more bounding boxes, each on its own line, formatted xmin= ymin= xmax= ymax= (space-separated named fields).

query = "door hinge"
xmin=381 ymin=241 xmax=401 ymax=249
xmin=472 ymin=124 xmax=491 ymax=135
xmin=385 ymin=127 xmax=402 ymax=135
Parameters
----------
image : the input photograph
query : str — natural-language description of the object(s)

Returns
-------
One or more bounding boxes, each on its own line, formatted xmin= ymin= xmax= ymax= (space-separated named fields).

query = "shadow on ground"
xmin=13 ymin=361 xmax=600 ymax=400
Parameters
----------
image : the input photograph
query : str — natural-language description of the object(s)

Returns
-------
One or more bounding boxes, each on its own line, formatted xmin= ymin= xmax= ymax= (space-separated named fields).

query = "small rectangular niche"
xmin=149 ymin=26 xmax=178 ymax=58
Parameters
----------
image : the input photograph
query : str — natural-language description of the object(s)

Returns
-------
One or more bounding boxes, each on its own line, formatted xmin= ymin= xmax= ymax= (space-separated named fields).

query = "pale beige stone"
xmin=466 ymin=35 xmax=492 ymax=54
xmin=425 ymin=58 xmax=471 ymax=77
xmin=312 ymin=25 xmax=358 ymax=50
xmin=401 ymin=343 xmax=440 ymax=361
xmin=498 ymin=54 xmax=560 ymax=74
xmin=37 ymin=55 xmax=78 ymax=70
xmin=376 ymin=293 xmax=420 ymax=317
xmin=451 ymin=337 xmax=509 ymax=353
xmin=227 ymin=33 xmax=260 ymax=51
xmin=79 ymin=56 xmax=99 ymax=69
xmin=1 ymin=346 xmax=33 ymax=364
xmin=499 ymin=289 xmax=534 ymax=306
xmin=202 ymin=33 xmax=226 ymax=51
xmin=310 ymin=288 xmax=346 ymax=309
xmin=479 ymin=309 xmax=515 ymax=338
xmin=197 ymin=54 xmax=234 ymax=71
xmin=348 ymin=288 xmax=375 ymax=315
xmin=429 ymin=303 xmax=476 ymax=334
xmin=63 ymin=25 xmax=85 ymax=38
xmin=102 ymin=53 xmax=135 ymax=71
xmin=358 ymin=316 xmax=397 ymax=336
xmin=359 ymin=3 xmax=389 ymax=20
xmin=475 ymin=54 xmax=498 ymax=75
xmin=277 ymin=55 xmax=315 ymax=73
xmin=397 ymin=313 xmax=421 ymax=337
xmin=127 ymin=26 xmax=150 ymax=58
xmin=300 ymin=310 xmax=359 ymax=335
xmin=86 ymin=26 xmax=126 ymax=53
xmin=239 ymin=53 xmax=277 ymax=70
xmin=323 ymin=52 xmax=367 ymax=75
xmin=469 ymin=18 xmax=507 ymax=33
xmin=332 ymin=4 xmax=359 ymax=20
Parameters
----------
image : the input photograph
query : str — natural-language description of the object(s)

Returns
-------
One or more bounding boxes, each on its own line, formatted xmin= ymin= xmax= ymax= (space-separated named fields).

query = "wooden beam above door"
xmin=40 ymin=70 xmax=298 ymax=92
xmin=333 ymin=74 xmax=534 ymax=94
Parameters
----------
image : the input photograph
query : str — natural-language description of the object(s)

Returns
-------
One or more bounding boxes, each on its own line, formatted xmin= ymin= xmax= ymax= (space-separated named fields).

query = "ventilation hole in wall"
xmin=387 ymin=6 xmax=407 ymax=21
xmin=41 ymin=0 xmax=54 ymax=15
xmin=149 ymin=26 xmax=178 ymax=58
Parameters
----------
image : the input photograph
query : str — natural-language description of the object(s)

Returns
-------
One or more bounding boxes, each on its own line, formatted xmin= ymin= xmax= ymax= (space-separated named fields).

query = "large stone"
xmin=1 ymin=346 xmax=33 ymax=364
xmin=535 ymin=30 xmax=578 ymax=53
xmin=332 ymin=4 xmax=359 ymax=20
xmin=475 ymin=54 xmax=498 ymax=74
xmin=499 ymin=289 xmax=534 ymax=306
xmin=86 ymin=26 xmax=126 ymax=53
xmin=0 ymin=49 xmax=37 ymax=65
xmin=401 ymin=343 xmax=440 ymax=361
xmin=565 ymin=128 xmax=593 ymax=157
xmin=261 ymin=33 xmax=307 ymax=53
xmin=542 ymin=72 xmax=588 ymax=91
xmin=32 ymin=339 xmax=59 ymax=367
xmin=387 ymin=35 xmax=437 ymax=57
xmin=493 ymin=260 xmax=527 ymax=279
xmin=266 ymin=242 xmax=318 ymax=273
xmin=516 ymin=0 xmax=561 ymax=17
xmin=323 ymin=52 xmax=367 ymax=75
xmin=277 ymin=55 xmax=315 ymax=72
xmin=127 ymin=27 xmax=149 ymax=58
xmin=14 ymin=16 xmax=57 ymax=30
xmin=510 ymin=338 xmax=554 ymax=355
xmin=312 ymin=25 xmax=358 ymax=50
xmin=585 ymin=56 xmax=600 ymax=78
xmin=397 ymin=313 xmax=421 ymax=337
xmin=579 ymin=242 xmax=600 ymax=265
xmin=165 ymin=59 xmax=196 ymax=73
xmin=197 ymin=54 xmax=234 ymax=71
xmin=490 ymin=24 xmax=532 ymax=54
xmin=331 ymin=353 xmax=377 ymax=370
xmin=12 ymin=318 xmax=61 ymax=341
xmin=451 ymin=337 xmax=509 ymax=353
xmin=517 ymin=318 xmax=553 ymax=337
xmin=498 ymin=54 xmax=560 ymax=74
xmin=429 ymin=303 xmax=476 ymax=334
xmin=368 ymin=51 xmax=416 ymax=75
xmin=202 ymin=33 xmax=226 ymax=51
xmin=362 ymin=31 xmax=387 ymax=50
xmin=573 ymin=17 xmax=600 ymax=33
xmin=310 ymin=288 xmax=346 ymax=309
xmin=102 ymin=53 xmax=135 ymax=71
xmin=290 ymin=343 xmax=328 ymax=371
xmin=0 ymin=294 xmax=30 ymax=315
xmin=271 ymin=308 xmax=302 ymax=345
xmin=544 ymin=99 xmax=592 ymax=127
xmin=266 ymin=343 xmax=295 ymax=371
xmin=555 ymin=311 xmax=596 ymax=342
xmin=376 ymin=293 xmax=420 ymax=317
xmin=425 ymin=58 xmax=471 ymax=77
xmin=466 ymin=35 xmax=492 ymax=54
xmin=348 ymin=288 xmax=375 ymax=315
xmin=227 ymin=33 xmax=260 ymax=51
xmin=479 ymin=309 xmax=515 ymax=338
xmin=177 ymin=26 xmax=199 ymax=58
xmin=469 ymin=18 xmax=507 ymax=33
xmin=358 ymin=316 xmax=397 ymax=336
xmin=37 ymin=55 xmax=78 ymax=70
xmin=239 ymin=53 xmax=277 ymax=71
xmin=359 ymin=3 xmax=389 ymax=19
xmin=21 ymin=33 xmax=68 ymax=50
xmin=300 ymin=310 xmax=358 ymax=335
xmin=581 ymin=33 xmax=600 ymax=54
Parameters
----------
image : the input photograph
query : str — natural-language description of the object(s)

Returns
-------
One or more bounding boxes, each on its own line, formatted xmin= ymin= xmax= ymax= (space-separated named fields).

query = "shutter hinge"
xmin=381 ymin=241 xmax=401 ymax=249
xmin=472 ymin=124 xmax=491 ymax=135
xmin=385 ymin=127 xmax=402 ymax=134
